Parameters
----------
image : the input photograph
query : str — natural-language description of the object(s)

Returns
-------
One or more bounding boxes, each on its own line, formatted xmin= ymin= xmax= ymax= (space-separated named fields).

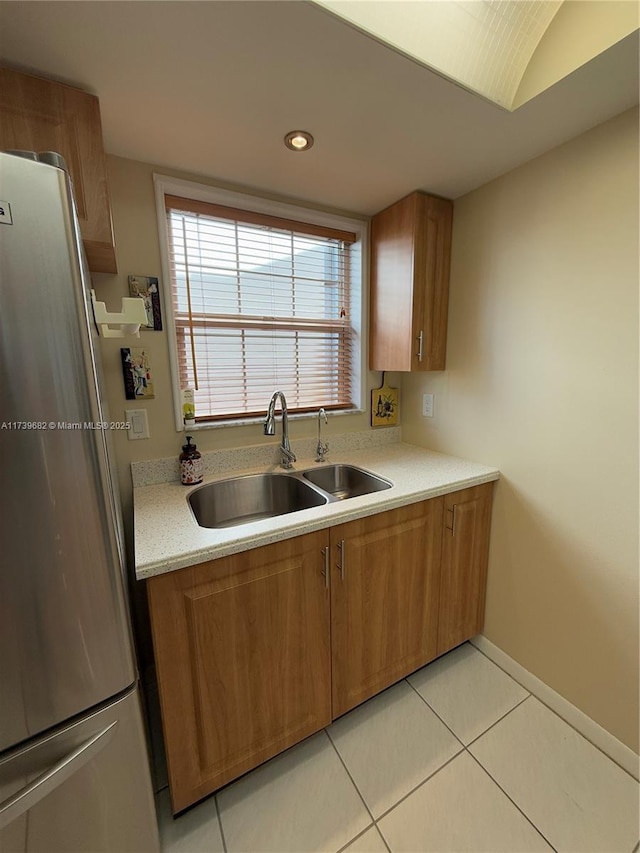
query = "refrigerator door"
xmin=0 ymin=152 xmax=136 ymax=752
xmin=0 ymin=685 xmax=159 ymax=853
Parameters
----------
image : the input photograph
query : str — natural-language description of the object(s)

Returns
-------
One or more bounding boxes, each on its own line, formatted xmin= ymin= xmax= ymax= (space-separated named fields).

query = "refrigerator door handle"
xmin=0 ymin=721 xmax=118 ymax=830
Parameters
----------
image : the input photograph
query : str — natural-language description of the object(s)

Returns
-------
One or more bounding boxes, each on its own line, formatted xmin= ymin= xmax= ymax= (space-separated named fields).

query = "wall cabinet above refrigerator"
xmin=0 ymin=66 xmax=117 ymax=274
xmin=370 ymin=190 xmax=453 ymax=372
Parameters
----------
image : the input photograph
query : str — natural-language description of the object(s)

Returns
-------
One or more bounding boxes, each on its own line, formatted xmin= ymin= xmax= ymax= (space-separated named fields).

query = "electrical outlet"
xmin=125 ymin=408 xmax=150 ymax=440
xmin=422 ymin=393 xmax=434 ymax=418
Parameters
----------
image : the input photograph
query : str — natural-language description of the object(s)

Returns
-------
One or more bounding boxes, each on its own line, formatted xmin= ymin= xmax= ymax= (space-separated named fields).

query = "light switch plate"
xmin=125 ymin=408 xmax=150 ymax=440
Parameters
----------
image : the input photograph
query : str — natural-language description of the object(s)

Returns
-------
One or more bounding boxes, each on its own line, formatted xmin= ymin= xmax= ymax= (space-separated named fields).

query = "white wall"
xmin=402 ymin=108 xmax=639 ymax=752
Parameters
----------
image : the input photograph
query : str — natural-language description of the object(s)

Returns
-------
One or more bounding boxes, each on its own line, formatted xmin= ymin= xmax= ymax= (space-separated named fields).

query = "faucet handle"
xmin=281 ymin=446 xmax=296 ymax=469
xmin=315 ymin=440 xmax=329 ymax=463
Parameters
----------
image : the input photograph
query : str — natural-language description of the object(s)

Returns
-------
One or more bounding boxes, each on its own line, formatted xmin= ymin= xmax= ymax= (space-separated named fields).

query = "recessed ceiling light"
xmin=284 ymin=130 xmax=314 ymax=151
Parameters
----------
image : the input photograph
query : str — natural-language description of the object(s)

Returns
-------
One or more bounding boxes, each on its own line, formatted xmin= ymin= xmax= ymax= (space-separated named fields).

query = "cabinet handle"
xmin=337 ymin=539 xmax=345 ymax=580
xmin=417 ymin=330 xmax=424 ymax=362
xmin=321 ymin=546 xmax=330 ymax=589
xmin=446 ymin=505 xmax=456 ymax=536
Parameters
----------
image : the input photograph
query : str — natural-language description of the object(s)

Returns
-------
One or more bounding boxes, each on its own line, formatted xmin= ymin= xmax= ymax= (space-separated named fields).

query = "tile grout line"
xmin=373 ymin=749 xmax=464 ymax=823
xmin=398 ymin=675 xmax=562 ymax=849
xmin=324 ymin=727 xmax=377 ymax=827
xmin=471 ymin=641 xmax=640 ymax=783
xmin=334 ymin=666 xmax=532 ymax=829
xmin=464 ymin=693 xmax=531 ymax=750
xmin=405 ymin=677 xmax=467 ymax=748
xmin=325 ymin=728 xmax=394 ymax=853
xmin=404 ymin=644 xmax=533 ymax=749
xmin=327 ymin=696 xmax=469 ymax=835
xmin=333 ymin=822 xmax=376 ymax=853
xmin=373 ymin=823 xmax=393 ymax=853
xmin=405 ymin=675 xmax=558 ymax=851
xmin=214 ymin=793 xmax=228 ymax=853
xmin=465 ymin=750 xmax=558 ymax=852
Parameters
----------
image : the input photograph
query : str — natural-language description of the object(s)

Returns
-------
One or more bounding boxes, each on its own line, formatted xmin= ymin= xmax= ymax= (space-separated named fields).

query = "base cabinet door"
xmin=437 ymin=482 xmax=494 ymax=656
xmin=148 ymin=484 xmax=495 ymax=812
xmin=147 ymin=531 xmax=331 ymax=813
xmin=330 ymin=500 xmax=444 ymax=718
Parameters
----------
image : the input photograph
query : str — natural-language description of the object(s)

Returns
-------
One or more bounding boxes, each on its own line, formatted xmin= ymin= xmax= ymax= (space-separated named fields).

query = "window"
xmin=157 ymin=181 xmax=364 ymax=427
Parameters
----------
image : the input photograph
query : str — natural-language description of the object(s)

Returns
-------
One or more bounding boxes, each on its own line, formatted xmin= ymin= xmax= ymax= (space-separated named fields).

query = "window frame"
xmin=154 ymin=174 xmax=368 ymax=431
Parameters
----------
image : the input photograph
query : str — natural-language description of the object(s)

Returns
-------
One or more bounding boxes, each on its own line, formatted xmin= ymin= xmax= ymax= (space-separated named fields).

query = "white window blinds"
xmin=165 ymin=195 xmax=358 ymax=421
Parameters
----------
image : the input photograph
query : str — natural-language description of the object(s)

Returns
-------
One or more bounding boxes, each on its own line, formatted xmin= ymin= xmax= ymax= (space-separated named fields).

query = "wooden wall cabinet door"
xmin=437 ymin=482 xmax=494 ymax=656
xmin=147 ymin=531 xmax=331 ymax=813
xmin=370 ymin=190 xmax=452 ymax=372
xmin=0 ymin=67 xmax=117 ymax=273
xmin=330 ymin=500 xmax=444 ymax=718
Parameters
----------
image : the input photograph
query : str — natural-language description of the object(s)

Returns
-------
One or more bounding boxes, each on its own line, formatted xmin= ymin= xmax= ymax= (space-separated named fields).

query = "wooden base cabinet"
xmin=147 ymin=531 xmax=331 ymax=813
xmin=330 ymin=500 xmax=443 ymax=718
xmin=148 ymin=484 xmax=494 ymax=813
xmin=437 ymin=483 xmax=494 ymax=656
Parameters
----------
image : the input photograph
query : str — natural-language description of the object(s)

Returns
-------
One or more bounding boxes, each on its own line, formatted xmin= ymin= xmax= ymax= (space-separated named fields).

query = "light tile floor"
xmin=155 ymin=643 xmax=640 ymax=853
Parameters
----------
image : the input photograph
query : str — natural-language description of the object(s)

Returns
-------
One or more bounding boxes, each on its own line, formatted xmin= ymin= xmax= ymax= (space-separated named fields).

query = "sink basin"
xmin=188 ymin=473 xmax=328 ymax=529
xmin=302 ymin=464 xmax=392 ymax=500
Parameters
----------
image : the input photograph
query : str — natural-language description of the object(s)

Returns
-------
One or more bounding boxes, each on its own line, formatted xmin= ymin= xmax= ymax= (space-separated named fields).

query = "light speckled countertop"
xmin=134 ymin=442 xmax=500 ymax=580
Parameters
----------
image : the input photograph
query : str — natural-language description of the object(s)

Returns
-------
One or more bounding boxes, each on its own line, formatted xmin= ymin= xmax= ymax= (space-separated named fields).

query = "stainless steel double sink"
xmin=188 ymin=464 xmax=392 ymax=529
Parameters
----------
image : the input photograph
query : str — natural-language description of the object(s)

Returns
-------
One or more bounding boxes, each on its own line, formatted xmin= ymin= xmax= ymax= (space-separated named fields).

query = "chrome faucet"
xmin=315 ymin=408 xmax=329 ymax=462
xmin=264 ymin=391 xmax=296 ymax=469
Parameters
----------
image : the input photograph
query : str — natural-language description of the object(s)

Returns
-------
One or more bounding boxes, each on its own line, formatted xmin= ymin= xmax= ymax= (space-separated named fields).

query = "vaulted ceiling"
xmin=0 ymin=1 xmax=637 ymax=214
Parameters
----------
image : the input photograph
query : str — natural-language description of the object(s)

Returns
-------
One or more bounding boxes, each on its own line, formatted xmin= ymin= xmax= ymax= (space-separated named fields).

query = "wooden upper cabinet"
xmin=437 ymin=482 xmax=494 ymax=656
xmin=370 ymin=190 xmax=453 ymax=372
xmin=0 ymin=67 xmax=117 ymax=273
xmin=330 ymin=500 xmax=444 ymax=718
xmin=147 ymin=531 xmax=332 ymax=814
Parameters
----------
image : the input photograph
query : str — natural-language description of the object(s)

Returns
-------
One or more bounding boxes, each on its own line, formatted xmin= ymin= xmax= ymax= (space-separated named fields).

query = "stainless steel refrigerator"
xmin=0 ymin=151 xmax=159 ymax=851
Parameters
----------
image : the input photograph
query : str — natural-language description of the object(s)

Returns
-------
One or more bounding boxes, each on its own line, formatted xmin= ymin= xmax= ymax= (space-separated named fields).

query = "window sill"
xmin=182 ymin=407 xmax=366 ymax=432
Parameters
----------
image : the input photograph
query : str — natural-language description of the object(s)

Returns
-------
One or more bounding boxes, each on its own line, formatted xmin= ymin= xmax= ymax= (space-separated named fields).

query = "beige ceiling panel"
xmin=314 ymin=0 xmax=563 ymax=108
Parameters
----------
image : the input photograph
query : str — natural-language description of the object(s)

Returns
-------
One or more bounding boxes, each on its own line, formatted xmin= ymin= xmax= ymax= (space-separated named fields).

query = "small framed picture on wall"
xmin=121 ymin=348 xmax=155 ymax=400
xmin=128 ymin=275 xmax=162 ymax=331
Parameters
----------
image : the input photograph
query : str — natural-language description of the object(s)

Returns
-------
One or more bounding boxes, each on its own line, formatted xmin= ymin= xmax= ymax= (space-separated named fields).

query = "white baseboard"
xmin=470 ymin=635 xmax=639 ymax=781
